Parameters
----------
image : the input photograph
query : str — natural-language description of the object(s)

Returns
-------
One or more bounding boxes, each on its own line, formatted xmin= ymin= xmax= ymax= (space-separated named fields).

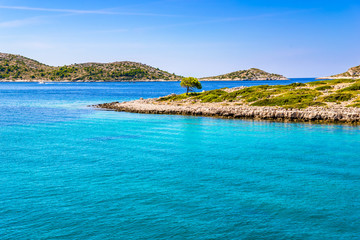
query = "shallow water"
xmin=1 ymin=79 xmax=359 ymax=239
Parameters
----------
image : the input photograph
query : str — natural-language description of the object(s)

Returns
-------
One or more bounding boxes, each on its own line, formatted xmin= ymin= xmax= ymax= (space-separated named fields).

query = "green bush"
xmin=307 ymin=79 xmax=356 ymax=86
xmin=288 ymin=82 xmax=306 ymax=87
xmin=339 ymin=83 xmax=360 ymax=92
xmin=199 ymin=94 xmax=224 ymax=102
xmin=321 ymin=93 xmax=355 ymax=102
xmin=251 ymin=89 xmax=321 ymax=108
xmin=307 ymin=81 xmax=328 ymax=86
xmin=194 ymin=89 xmax=227 ymax=102
xmin=327 ymin=79 xmax=356 ymax=84
xmin=315 ymin=85 xmax=333 ymax=91
xmin=158 ymin=93 xmax=195 ymax=101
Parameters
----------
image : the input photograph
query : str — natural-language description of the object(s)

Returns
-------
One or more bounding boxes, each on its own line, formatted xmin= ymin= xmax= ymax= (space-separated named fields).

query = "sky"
xmin=0 ymin=0 xmax=359 ymax=78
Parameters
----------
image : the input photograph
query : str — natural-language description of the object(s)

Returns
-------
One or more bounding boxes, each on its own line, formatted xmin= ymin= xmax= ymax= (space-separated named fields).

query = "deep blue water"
xmin=1 ymin=79 xmax=359 ymax=239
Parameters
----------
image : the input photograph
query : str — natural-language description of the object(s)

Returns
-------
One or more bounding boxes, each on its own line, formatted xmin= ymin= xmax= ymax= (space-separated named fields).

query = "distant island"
xmin=318 ymin=65 xmax=360 ymax=79
xmin=96 ymin=78 xmax=360 ymax=123
xmin=0 ymin=52 xmax=182 ymax=82
xmin=201 ymin=68 xmax=288 ymax=81
xmin=0 ymin=52 xmax=288 ymax=82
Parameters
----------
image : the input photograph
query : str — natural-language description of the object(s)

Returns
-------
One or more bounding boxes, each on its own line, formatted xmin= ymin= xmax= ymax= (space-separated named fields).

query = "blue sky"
xmin=0 ymin=0 xmax=359 ymax=77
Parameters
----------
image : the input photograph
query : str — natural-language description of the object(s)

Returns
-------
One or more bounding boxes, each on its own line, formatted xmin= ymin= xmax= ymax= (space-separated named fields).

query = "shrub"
xmin=327 ymin=79 xmax=356 ymax=84
xmin=307 ymin=81 xmax=328 ymax=86
xmin=307 ymin=79 xmax=356 ymax=86
xmin=289 ymin=82 xmax=306 ymax=87
xmin=339 ymin=83 xmax=360 ymax=92
xmin=315 ymin=85 xmax=333 ymax=91
xmin=321 ymin=93 xmax=355 ymax=102
xmin=194 ymin=89 xmax=227 ymax=102
xmin=158 ymin=93 xmax=192 ymax=101
xmin=199 ymin=94 xmax=223 ymax=102
xmin=251 ymin=89 xmax=321 ymax=108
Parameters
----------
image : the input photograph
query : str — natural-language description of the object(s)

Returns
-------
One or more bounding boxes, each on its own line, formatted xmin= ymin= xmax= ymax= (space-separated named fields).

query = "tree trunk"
xmin=186 ymin=87 xmax=189 ymax=95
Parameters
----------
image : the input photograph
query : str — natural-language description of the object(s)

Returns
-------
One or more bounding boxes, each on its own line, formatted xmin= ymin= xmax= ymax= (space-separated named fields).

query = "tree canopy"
xmin=180 ymin=77 xmax=202 ymax=94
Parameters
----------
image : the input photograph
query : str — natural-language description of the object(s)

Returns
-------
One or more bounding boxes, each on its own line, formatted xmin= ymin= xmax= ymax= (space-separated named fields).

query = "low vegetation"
xmin=315 ymin=85 xmax=333 ymax=91
xmin=158 ymin=79 xmax=360 ymax=109
xmin=320 ymin=93 xmax=355 ymax=102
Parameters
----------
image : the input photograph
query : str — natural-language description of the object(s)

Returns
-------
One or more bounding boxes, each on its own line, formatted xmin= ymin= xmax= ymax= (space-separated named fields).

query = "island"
xmin=318 ymin=65 xmax=360 ymax=79
xmin=0 ymin=52 xmax=182 ymax=82
xmin=201 ymin=68 xmax=288 ymax=81
xmin=0 ymin=52 xmax=288 ymax=82
xmin=96 ymin=79 xmax=360 ymax=123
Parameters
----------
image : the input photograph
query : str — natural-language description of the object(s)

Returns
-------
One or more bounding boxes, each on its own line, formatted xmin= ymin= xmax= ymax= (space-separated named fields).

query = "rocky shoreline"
xmin=95 ymin=99 xmax=360 ymax=124
xmin=0 ymin=79 xmax=288 ymax=83
xmin=0 ymin=79 xmax=179 ymax=83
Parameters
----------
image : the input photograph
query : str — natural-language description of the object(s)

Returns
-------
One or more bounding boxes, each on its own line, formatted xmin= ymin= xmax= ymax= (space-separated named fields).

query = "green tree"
xmin=180 ymin=77 xmax=202 ymax=95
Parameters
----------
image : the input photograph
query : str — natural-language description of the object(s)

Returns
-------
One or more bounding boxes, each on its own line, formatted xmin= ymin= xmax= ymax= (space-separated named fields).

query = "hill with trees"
xmin=0 ymin=53 xmax=182 ymax=81
xmin=201 ymin=68 xmax=288 ymax=80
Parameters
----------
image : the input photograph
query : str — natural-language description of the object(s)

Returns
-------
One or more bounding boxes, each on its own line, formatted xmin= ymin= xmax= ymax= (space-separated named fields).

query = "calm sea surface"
xmin=1 ymin=79 xmax=359 ymax=239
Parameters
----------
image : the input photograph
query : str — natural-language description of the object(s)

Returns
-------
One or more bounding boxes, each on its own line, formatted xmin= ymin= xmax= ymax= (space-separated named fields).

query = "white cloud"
xmin=0 ymin=5 xmax=181 ymax=17
xmin=0 ymin=17 xmax=41 ymax=28
xmin=0 ymin=5 xmax=116 ymax=14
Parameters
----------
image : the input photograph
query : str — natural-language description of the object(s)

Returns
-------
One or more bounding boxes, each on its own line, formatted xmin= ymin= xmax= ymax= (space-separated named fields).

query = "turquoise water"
xmin=1 ymin=79 xmax=359 ymax=239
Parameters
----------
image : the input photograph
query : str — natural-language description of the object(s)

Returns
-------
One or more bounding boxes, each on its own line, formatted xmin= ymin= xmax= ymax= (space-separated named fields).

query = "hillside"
xmin=0 ymin=53 xmax=182 ymax=81
xmin=332 ymin=65 xmax=360 ymax=78
xmin=320 ymin=65 xmax=360 ymax=79
xmin=201 ymin=68 xmax=288 ymax=80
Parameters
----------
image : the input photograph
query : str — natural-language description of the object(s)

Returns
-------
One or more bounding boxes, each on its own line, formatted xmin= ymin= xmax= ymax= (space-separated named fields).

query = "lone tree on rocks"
xmin=180 ymin=77 xmax=202 ymax=95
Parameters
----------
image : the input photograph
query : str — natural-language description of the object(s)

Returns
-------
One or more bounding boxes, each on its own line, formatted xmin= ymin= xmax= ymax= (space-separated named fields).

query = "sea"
xmin=1 ymin=79 xmax=359 ymax=239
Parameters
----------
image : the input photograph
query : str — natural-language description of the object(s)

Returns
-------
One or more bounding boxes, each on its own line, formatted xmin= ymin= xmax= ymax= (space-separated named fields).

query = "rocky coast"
xmin=96 ymin=99 xmax=360 ymax=124
xmin=319 ymin=65 xmax=360 ymax=79
xmin=95 ymin=79 xmax=360 ymax=124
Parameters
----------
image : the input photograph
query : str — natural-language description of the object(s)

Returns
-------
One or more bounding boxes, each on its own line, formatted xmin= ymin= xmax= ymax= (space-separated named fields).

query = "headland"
xmin=96 ymin=79 xmax=360 ymax=124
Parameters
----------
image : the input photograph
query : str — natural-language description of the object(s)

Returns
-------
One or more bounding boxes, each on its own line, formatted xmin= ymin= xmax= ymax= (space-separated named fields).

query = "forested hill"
xmin=201 ymin=68 xmax=288 ymax=80
xmin=0 ymin=53 xmax=182 ymax=81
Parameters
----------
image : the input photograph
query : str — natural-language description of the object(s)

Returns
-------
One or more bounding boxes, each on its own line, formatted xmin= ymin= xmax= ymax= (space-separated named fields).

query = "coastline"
xmin=0 ymin=78 xmax=291 ymax=83
xmin=0 ymin=79 xmax=180 ymax=83
xmin=95 ymin=99 xmax=360 ymax=124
